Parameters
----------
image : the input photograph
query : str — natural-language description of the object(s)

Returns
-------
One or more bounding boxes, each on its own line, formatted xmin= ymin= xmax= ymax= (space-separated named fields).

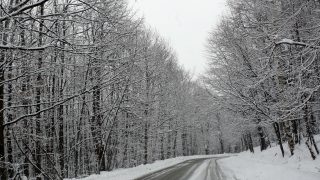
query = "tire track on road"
xmin=134 ymin=157 xmax=229 ymax=180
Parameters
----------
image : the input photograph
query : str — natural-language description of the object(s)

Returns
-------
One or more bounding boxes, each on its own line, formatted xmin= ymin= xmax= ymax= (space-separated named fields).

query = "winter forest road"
xmin=134 ymin=157 xmax=229 ymax=180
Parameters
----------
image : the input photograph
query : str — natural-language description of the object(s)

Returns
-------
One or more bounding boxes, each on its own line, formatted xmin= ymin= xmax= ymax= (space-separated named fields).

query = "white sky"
xmin=127 ymin=0 xmax=228 ymax=78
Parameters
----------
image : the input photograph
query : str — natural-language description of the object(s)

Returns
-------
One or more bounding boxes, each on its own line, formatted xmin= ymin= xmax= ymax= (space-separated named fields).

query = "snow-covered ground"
xmin=219 ymin=135 xmax=320 ymax=180
xmin=65 ymin=154 xmax=231 ymax=180
xmin=67 ymin=135 xmax=320 ymax=180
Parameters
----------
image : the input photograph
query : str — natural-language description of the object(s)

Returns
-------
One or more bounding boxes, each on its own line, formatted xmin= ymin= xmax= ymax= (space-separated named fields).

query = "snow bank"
xmin=219 ymin=135 xmax=320 ymax=180
xmin=65 ymin=154 xmax=232 ymax=180
xmin=66 ymin=136 xmax=320 ymax=180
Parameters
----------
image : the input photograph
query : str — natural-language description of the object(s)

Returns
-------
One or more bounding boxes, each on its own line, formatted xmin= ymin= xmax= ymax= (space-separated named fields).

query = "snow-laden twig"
xmin=276 ymin=39 xmax=320 ymax=49
xmin=0 ymin=0 xmax=50 ymax=22
xmin=0 ymin=44 xmax=53 ymax=51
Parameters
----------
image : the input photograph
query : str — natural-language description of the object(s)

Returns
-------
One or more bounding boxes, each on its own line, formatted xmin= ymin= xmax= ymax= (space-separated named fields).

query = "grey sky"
xmin=128 ymin=0 xmax=227 ymax=78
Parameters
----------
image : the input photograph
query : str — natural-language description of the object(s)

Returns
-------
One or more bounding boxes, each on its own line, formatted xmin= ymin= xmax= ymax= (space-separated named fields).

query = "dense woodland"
xmin=0 ymin=0 xmax=319 ymax=179
xmin=204 ymin=0 xmax=320 ymax=164
xmin=0 ymin=0 xmax=224 ymax=179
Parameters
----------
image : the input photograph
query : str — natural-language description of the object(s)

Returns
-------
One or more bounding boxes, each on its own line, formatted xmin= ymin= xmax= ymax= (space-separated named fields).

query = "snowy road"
xmin=134 ymin=157 xmax=228 ymax=180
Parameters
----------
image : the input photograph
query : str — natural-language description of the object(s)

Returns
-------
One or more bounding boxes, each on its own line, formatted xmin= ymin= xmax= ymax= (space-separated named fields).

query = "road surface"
xmin=134 ymin=157 xmax=229 ymax=180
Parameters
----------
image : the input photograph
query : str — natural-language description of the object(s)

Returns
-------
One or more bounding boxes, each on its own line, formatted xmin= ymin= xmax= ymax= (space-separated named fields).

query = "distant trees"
xmin=204 ymin=0 xmax=320 ymax=159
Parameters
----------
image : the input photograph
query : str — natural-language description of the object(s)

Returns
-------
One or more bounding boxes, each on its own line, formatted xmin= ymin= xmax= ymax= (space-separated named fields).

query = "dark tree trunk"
xmin=58 ymin=104 xmax=64 ymax=177
xmin=0 ymin=2 xmax=12 ymax=178
xmin=305 ymin=138 xmax=316 ymax=160
xmin=309 ymin=113 xmax=319 ymax=155
xmin=160 ymin=135 xmax=164 ymax=160
xmin=75 ymin=95 xmax=86 ymax=177
xmin=205 ymin=145 xmax=209 ymax=155
xmin=247 ymin=132 xmax=254 ymax=153
xmin=284 ymin=120 xmax=294 ymax=156
xmin=242 ymin=134 xmax=248 ymax=151
xmin=182 ymin=132 xmax=187 ymax=156
xmin=304 ymin=103 xmax=319 ymax=158
xmin=167 ymin=130 xmax=171 ymax=159
xmin=292 ymin=120 xmax=299 ymax=144
xmin=257 ymin=126 xmax=267 ymax=151
xmin=0 ymin=124 xmax=5 ymax=180
xmin=7 ymin=64 xmax=13 ymax=178
xmin=173 ymin=130 xmax=177 ymax=157
xmin=58 ymin=61 xmax=65 ymax=177
xmin=59 ymin=2 xmax=68 ymax=176
xmin=219 ymin=132 xmax=224 ymax=154
xmin=216 ymin=113 xmax=224 ymax=154
xmin=35 ymin=80 xmax=42 ymax=180
xmin=298 ymin=120 xmax=302 ymax=145
xmin=22 ymin=60 xmax=30 ymax=178
xmin=273 ymin=122 xmax=284 ymax=157
xmin=35 ymin=4 xmax=45 ymax=179
xmin=92 ymin=85 xmax=104 ymax=172
xmin=144 ymin=121 xmax=148 ymax=164
xmin=0 ymin=48 xmax=6 ymax=180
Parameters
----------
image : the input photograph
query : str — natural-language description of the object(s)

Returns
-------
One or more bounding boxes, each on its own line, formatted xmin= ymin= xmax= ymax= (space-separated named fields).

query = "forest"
xmin=0 ymin=0 xmax=319 ymax=179
xmin=204 ymin=0 xmax=320 ymax=162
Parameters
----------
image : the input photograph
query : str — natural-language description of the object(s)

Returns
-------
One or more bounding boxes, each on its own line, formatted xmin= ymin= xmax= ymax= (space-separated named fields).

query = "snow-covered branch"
xmin=0 ymin=44 xmax=53 ymax=51
xmin=276 ymin=39 xmax=320 ymax=49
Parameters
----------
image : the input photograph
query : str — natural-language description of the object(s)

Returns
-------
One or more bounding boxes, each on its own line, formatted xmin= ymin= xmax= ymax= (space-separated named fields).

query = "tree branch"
xmin=0 ymin=0 xmax=49 ymax=22
xmin=0 ymin=44 xmax=53 ymax=51
xmin=276 ymin=39 xmax=320 ymax=49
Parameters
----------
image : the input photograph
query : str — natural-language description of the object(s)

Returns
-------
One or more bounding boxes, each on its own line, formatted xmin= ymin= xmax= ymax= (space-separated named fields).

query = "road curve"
xmin=134 ymin=157 xmax=229 ymax=180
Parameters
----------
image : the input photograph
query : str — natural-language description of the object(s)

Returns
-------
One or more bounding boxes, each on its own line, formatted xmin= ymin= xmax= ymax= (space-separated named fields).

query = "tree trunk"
xmin=273 ymin=122 xmax=284 ymax=157
xmin=7 ymin=63 xmax=13 ymax=179
xmin=58 ymin=103 xmax=64 ymax=177
xmin=305 ymin=138 xmax=316 ymax=160
xmin=257 ymin=126 xmax=267 ymax=151
xmin=144 ymin=121 xmax=148 ymax=164
xmin=0 ymin=43 xmax=6 ymax=180
xmin=242 ymin=134 xmax=248 ymax=151
xmin=309 ymin=113 xmax=319 ymax=155
xmin=143 ymin=55 xmax=150 ymax=165
xmin=219 ymin=132 xmax=224 ymax=154
xmin=167 ymin=130 xmax=171 ymax=159
xmin=160 ymin=135 xmax=164 ymax=160
xmin=284 ymin=120 xmax=294 ymax=156
xmin=0 ymin=2 xmax=13 ymax=177
xmin=247 ymin=132 xmax=254 ymax=153
xmin=58 ymin=56 xmax=64 ymax=177
xmin=216 ymin=114 xmax=224 ymax=154
xmin=182 ymin=132 xmax=187 ymax=156
xmin=0 ymin=111 xmax=5 ymax=180
xmin=22 ymin=49 xmax=30 ymax=178
xmin=292 ymin=120 xmax=299 ymax=144
xmin=173 ymin=130 xmax=177 ymax=157
xmin=304 ymin=103 xmax=318 ymax=159
xmin=92 ymin=85 xmax=104 ymax=172
xmin=35 ymin=3 xmax=45 ymax=179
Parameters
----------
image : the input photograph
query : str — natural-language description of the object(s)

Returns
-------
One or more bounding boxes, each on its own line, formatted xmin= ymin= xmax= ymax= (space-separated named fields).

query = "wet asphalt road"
xmin=134 ymin=157 xmax=229 ymax=180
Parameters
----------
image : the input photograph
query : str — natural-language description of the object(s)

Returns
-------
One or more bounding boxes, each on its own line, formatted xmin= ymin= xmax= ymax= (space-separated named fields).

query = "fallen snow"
xmin=219 ymin=135 xmax=320 ymax=180
xmin=188 ymin=159 xmax=210 ymax=180
xmin=277 ymin=38 xmax=294 ymax=44
xmin=65 ymin=154 xmax=231 ymax=180
xmin=66 ymin=136 xmax=320 ymax=180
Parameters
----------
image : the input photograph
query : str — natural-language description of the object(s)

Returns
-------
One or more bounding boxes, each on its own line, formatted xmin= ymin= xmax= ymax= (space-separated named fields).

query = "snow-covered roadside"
xmin=66 ymin=135 xmax=320 ymax=180
xmin=219 ymin=135 xmax=320 ymax=180
xmin=65 ymin=154 xmax=232 ymax=180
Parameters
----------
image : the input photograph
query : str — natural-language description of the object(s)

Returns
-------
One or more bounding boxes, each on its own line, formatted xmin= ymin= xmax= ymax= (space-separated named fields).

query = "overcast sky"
xmin=127 ymin=0 xmax=228 ymax=78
